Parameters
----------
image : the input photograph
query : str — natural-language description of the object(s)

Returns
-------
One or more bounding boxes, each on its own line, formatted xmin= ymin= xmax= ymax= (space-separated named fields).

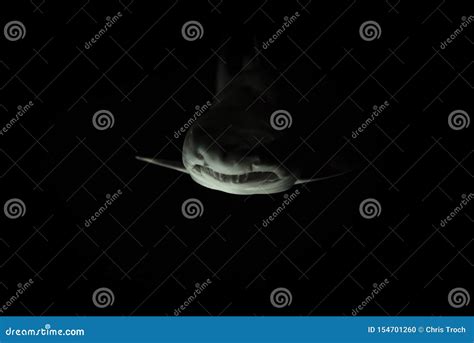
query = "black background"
xmin=0 ymin=0 xmax=472 ymax=316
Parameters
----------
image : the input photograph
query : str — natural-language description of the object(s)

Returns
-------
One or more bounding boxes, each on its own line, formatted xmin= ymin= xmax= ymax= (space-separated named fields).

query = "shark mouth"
xmin=193 ymin=165 xmax=279 ymax=184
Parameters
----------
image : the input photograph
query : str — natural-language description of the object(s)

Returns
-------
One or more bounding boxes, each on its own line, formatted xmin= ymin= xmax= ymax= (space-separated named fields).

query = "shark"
xmin=136 ymin=38 xmax=348 ymax=195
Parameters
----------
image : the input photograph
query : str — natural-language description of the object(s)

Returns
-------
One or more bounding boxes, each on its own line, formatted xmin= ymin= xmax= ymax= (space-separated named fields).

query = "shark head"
xmin=137 ymin=38 xmax=348 ymax=195
xmin=137 ymin=100 xmax=302 ymax=195
xmin=179 ymin=102 xmax=298 ymax=194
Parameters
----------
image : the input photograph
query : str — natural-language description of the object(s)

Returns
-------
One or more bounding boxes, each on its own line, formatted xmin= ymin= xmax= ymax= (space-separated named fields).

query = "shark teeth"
xmin=193 ymin=165 xmax=279 ymax=184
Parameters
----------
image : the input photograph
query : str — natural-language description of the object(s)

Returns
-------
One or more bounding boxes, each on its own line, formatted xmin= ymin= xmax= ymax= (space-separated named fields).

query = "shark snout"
xmin=179 ymin=119 xmax=298 ymax=194
xmin=184 ymin=125 xmax=264 ymax=171
xmin=189 ymin=143 xmax=261 ymax=175
xmin=184 ymin=137 xmax=292 ymax=183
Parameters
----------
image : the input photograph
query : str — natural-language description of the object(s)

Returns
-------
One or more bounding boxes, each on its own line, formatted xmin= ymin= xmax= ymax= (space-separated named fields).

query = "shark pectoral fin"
xmin=135 ymin=156 xmax=189 ymax=174
xmin=295 ymin=170 xmax=350 ymax=184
